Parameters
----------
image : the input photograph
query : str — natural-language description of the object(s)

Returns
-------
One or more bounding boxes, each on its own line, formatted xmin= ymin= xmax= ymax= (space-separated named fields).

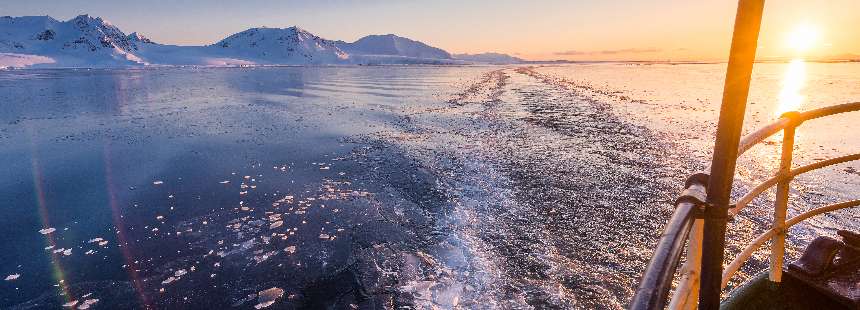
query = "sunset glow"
xmin=785 ymin=23 xmax=820 ymax=53
xmin=3 ymin=0 xmax=859 ymax=61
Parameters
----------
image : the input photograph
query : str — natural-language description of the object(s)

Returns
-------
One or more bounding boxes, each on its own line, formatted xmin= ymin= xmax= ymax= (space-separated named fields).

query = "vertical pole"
xmin=769 ymin=125 xmax=795 ymax=282
xmin=700 ymin=0 xmax=765 ymax=309
xmin=668 ymin=219 xmax=704 ymax=309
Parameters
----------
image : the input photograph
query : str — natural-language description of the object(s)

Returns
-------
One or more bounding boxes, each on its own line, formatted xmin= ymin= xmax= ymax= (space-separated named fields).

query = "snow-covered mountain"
xmin=208 ymin=27 xmax=349 ymax=64
xmin=337 ymin=34 xmax=452 ymax=60
xmin=0 ymin=14 xmax=506 ymax=68
xmin=453 ymin=52 xmax=523 ymax=64
xmin=0 ymin=15 xmax=147 ymax=67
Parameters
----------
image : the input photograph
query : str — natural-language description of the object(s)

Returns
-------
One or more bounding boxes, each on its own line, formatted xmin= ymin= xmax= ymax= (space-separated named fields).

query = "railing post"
xmin=769 ymin=124 xmax=796 ymax=282
xmin=668 ymin=218 xmax=704 ymax=309
xmin=700 ymin=0 xmax=765 ymax=309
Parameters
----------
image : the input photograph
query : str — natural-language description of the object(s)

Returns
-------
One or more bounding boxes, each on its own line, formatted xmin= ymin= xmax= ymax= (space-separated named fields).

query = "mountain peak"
xmin=0 ymin=14 xmax=459 ymax=68
xmin=127 ymin=32 xmax=153 ymax=44
xmin=339 ymin=34 xmax=452 ymax=59
xmin=70 ymin=14 xmax=106 ymax=25
xmin=211 ymin=26 xmax=349 ymax=64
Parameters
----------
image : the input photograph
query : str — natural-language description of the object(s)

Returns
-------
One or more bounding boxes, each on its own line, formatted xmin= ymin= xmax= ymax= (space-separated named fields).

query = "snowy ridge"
xmin=209 ymin=27 xmax=349 ymax=64
xmin=337 ymin=34 xmax=452 ymax=60
xmin=453 ymin=52 xmax=524 ymax=64
xmin=0 ymin=14 xmax=512 ymax=68
xmin=1 ymin=15 xmax=147 ymax=67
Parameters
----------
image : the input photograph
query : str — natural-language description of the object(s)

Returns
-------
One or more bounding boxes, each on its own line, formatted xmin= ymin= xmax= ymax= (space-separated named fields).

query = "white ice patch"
xmin=4 ymin=274 xmax=20 ymax=281
xmin=77 ymin=298 xmax=99 ymax=309
xmin=39 ymin=228 xmax=56 ymax=235
xmin=269 ymin=221 xmax=283 ymax=229
xmin=254 ymin=287 xmax=284 ymax=309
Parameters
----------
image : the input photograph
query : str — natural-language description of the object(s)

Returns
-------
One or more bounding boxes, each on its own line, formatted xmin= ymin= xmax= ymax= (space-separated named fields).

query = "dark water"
xmin=1 ymin=64 xmax=856 ymax=309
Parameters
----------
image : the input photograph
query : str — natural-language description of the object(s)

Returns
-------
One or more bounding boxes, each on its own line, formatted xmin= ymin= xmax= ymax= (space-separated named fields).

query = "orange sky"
xmin=7 ymin=0 xmax=860 ymax=61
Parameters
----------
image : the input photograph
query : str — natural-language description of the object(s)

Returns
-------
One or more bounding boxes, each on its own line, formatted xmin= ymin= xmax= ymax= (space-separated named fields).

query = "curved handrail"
xmin=721 ymin=199 xmax=860 ymax=288
xmin=636 ymin=102 xmax=860 ymax=309
xmin=737 ymin=117 xmax=792 ymax=157
xmin=737 ymin=101 xmax=860 ymax=156
xmin=630 ymin=202 xmax=698 ymax=310
xmin=631 ymin=176 xmax=708 ymax=310
xmin=730 ymin=153 xmax=860 ymax=216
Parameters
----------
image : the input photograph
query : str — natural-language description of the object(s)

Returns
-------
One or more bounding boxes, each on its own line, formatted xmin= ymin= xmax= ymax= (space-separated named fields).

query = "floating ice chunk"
xmin=45 ymin=245 xmax=55 ymax=250
xmin=284 ymin=246 xmax=296 ymax=254
xmin=98 ymin=240 xmax=108 ymax=247
xmin=254 ymin=287 xmax=284 ymax=309
xmin=318 ymin=234 xmax=330 ymax=240
xmin=88 ymin=238 xmax=104 ymax=243
xmin=219 ymin=180 xmax=230 ymax=184
xmin=269 ymin=221 xmax=283 ymax=229
xmin=162 ymin=276 xmax=177 ymax=284
xmin=153 ymin=180 xmax=164 ymax=185
xmin=77 ymin=298 xmax=99 ymax=309
xmin=62 ymin=300 xmax=78 ymax=308
xmin=174 ymin=269 xmax=187 ymax=277
xmin=156 ymin=215 xmax=164 ymax=220
xmin=62 ymin=248 xmax=72 ymax=256
xmin=4 ymin=274 xmax=20 ymax=281
xmin=85 ymin=250 xmax=94 ymax=255
xmin=39 ymin=228 xmax=56 ymax=235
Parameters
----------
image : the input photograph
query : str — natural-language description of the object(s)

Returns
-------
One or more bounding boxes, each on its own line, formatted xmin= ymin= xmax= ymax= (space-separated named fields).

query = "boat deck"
xmin=723 ymin=231 xmax=860 ymax=309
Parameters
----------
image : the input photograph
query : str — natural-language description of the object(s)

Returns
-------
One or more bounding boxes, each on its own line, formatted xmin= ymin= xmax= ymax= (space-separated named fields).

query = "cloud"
xmin=555 ymin=48 xmax=661 ymax=56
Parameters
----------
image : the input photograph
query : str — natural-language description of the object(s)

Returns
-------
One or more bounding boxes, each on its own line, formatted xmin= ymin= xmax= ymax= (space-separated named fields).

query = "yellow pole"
xmin=770 ymin=125 xmax=795 ymax=282
xmin=700 ymin=0 xmax=765 ymax=308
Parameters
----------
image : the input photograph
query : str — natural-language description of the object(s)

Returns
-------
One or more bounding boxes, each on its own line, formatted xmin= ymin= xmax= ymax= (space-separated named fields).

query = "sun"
xmin=785 ymin=23 xmax=820 ymax=53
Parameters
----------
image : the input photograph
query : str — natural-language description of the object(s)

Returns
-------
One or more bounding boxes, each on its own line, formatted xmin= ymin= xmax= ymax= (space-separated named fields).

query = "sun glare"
xmin=785 ymin=23 xmax=820 ymax=53
xmin=776 ymin=59 xmax=807 ymax=116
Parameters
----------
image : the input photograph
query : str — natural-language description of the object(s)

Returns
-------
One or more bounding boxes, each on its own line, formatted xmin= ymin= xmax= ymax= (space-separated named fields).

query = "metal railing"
xmin=632 ymin=101 xmax=860 ymax=309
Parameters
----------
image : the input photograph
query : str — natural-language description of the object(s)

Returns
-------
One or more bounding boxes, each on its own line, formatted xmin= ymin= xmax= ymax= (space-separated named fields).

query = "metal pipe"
xmin=731 ymin=153 xmax=860 ymax=215
xmin=769 ymin=125 xmax=795 ymax=282
xmin=737 ymin=101 xmax=860 ymax=156
xmin=630 ymin=201 xmax=698 ymax=310
xmin=668 ymin=219 xmax=704 ymax=310
xmin=700 ymin=0 xmax=765 ymax=308
xmin=721 ymin=199 xmax=860 ymax=288
xmin=737 ymin=118 xmax=791 ymax=156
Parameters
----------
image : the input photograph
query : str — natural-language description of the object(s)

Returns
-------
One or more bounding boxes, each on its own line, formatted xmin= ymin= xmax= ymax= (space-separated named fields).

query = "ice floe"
xmin=254 ymin=287 xmax=284 ymax=309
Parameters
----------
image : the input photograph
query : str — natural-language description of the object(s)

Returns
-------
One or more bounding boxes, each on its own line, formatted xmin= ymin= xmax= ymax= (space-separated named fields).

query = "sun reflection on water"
xmin=776 ymin=59 xmax=807 ymax=116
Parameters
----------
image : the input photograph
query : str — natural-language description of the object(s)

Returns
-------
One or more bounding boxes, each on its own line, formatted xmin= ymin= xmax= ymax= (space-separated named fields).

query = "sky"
xmin=3 ymin=0 xmax=859 ymax=61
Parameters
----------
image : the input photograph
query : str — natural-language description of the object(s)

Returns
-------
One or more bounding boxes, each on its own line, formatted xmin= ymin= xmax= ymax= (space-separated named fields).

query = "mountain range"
xmin=0 ymin=14 xmax=522 ymax=69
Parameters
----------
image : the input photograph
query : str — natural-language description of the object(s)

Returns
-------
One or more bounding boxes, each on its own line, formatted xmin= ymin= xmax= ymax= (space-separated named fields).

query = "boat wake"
xmin=360 ymin=67 xmax=698 ymax=308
